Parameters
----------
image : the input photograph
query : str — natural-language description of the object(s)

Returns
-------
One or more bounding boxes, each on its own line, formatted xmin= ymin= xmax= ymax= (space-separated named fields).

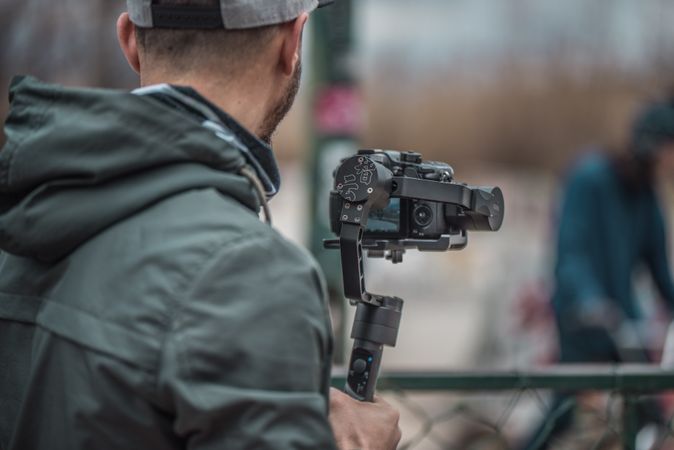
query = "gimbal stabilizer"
xmin=324 ymin=150 xmax=504 ymax=401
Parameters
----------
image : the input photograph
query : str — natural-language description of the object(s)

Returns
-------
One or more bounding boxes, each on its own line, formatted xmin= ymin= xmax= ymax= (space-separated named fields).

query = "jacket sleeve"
xmin=645 ymin=199 xmax=674 ymax=310
xmin=554 ymin=168 xmax=607 ymax=311
xmin=160 ymin=232 xmax=337 ymax=450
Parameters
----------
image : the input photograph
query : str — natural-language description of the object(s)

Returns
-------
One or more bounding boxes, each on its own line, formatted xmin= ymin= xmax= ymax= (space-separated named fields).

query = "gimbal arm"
xmin=339 ymin=219 xmax=404 ymax=401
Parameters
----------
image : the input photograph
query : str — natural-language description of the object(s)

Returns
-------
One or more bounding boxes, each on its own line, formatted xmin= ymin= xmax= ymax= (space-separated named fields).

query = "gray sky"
xmin=356 ymin=0 xmax=674 ymax=75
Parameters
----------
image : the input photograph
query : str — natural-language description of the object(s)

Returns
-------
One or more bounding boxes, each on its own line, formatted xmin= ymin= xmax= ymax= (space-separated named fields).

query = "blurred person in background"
xmin=522 ymin=98 xmax=674 ymax=450
xmin=0 ymin=1 xmax=401 ymax=449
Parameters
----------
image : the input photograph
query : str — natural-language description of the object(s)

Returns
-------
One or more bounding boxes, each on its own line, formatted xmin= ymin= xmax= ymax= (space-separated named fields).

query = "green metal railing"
xmin=332 ymin=365 xmax=674 ymax=450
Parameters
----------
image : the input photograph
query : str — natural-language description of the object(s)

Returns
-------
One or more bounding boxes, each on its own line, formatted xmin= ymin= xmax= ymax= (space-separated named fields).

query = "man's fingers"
xmin=329 ymin=388 xmax=402 ymax=450
xmin=372 ymin=395 xmax=400 ymax=423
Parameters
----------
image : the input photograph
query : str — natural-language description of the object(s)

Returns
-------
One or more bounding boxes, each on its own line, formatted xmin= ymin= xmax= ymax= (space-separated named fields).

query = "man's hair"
xmin=135 ymin=0 xmax=280 ymax=73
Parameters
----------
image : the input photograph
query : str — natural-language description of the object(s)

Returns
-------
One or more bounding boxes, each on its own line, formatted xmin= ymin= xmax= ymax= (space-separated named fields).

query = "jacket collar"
xmin=132 ymin=84 xmax=281 ymax=198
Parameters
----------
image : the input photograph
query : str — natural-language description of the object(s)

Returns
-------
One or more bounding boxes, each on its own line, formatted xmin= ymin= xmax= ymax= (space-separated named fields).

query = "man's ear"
xmin=117 ymin=13 xmax=141 ymax=74
xmin=280 ymin=13 xmax=309 ymax=77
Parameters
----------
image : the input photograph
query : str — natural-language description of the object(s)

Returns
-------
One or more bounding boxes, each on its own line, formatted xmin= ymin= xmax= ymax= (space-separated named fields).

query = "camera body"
xmin=329 ymin=150 xmax=504 ymax=249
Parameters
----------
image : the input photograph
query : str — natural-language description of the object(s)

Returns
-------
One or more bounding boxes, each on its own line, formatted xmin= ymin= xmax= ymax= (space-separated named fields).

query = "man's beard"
xmin=259 ymin=60 xmax=302 ymax=145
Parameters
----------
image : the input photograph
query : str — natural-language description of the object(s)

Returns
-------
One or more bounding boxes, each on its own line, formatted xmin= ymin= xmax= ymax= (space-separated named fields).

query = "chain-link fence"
xmin=332 ymin=365 xmax=674 ymax=450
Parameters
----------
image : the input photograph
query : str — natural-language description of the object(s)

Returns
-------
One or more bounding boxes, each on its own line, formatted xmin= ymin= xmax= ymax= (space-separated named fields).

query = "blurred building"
xmin=357 ymin=0 xmax=674 ymax=170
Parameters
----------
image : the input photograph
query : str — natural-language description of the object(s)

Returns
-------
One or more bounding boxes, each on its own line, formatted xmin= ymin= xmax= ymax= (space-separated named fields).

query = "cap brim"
xmin=318 ymin=0 xmax=335 ymax=7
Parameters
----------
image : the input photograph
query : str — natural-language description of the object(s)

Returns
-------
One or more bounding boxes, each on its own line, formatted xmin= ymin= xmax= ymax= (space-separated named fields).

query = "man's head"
xmin=631 ymin=98 xmax=674 ymax=180
xmin=117 ymin=0 xmax=328 ymax=143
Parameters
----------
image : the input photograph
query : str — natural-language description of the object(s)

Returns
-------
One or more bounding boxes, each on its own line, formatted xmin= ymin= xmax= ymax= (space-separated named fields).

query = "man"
xmin=0 ymin=1 xmax=401 ymax=449
xmin=522 ymin=99 xmax=674 ymax=449
xmin=552 ymin=100 xmax=674 ymax=364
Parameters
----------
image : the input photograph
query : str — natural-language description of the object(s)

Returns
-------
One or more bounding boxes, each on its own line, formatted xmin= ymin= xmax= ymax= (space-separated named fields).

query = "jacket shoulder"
xmin=38 ymin=188 xmax=314 ymax=370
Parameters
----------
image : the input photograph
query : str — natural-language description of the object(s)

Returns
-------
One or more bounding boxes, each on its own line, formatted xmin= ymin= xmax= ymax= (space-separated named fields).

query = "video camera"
xmin=325 ymin=150 xmax=503 ymax=265
xmin=324 ymin=149 xmax=504 ymax=401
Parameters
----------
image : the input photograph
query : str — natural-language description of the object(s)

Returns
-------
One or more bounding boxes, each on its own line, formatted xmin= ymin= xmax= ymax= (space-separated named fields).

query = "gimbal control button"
xmin=352 ymin=358 xmax=368 ymax=374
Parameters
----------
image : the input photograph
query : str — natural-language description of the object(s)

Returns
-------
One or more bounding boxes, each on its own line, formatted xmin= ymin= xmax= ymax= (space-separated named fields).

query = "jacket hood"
xmin=0 ymin=76 xmax=263 ymax=262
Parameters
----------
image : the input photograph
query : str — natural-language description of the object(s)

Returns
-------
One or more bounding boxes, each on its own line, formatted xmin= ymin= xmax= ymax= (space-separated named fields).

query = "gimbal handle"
xmin=345 ymin=296 xmax=403 ymax=401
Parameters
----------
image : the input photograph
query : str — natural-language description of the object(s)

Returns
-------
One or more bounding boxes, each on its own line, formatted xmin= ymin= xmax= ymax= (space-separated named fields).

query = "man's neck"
xmin=140 ymin=73 xmax=273 ymax=138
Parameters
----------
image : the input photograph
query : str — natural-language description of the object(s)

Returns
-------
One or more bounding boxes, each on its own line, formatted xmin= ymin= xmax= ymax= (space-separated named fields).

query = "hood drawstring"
xmin=239 ymin=165 xmax=272 ymax=225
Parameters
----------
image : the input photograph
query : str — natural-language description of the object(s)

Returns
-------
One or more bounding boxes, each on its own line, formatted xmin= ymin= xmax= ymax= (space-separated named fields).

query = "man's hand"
xmin=329 ymin=387 xmax=401 ymax=450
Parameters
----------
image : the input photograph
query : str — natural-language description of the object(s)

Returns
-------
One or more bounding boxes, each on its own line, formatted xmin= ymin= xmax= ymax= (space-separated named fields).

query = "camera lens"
xmin=413 ymin=204 xmax=433 ymax=228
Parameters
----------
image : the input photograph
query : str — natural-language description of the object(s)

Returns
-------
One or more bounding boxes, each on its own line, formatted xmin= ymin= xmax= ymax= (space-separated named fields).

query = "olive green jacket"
xmin=0 ymin=77 xmax=336 ymax=450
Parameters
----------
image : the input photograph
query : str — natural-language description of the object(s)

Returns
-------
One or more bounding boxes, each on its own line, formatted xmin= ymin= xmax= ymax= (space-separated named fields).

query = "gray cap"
xmin=128 ymin=0 xmax=334 ymax=30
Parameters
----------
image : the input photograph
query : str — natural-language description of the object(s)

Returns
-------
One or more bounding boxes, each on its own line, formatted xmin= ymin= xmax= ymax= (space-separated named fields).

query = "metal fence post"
xmin=622 ymin=392 xmax=639 ymax=450
xmin=309 ymin=1 xmax=357 ymax=365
